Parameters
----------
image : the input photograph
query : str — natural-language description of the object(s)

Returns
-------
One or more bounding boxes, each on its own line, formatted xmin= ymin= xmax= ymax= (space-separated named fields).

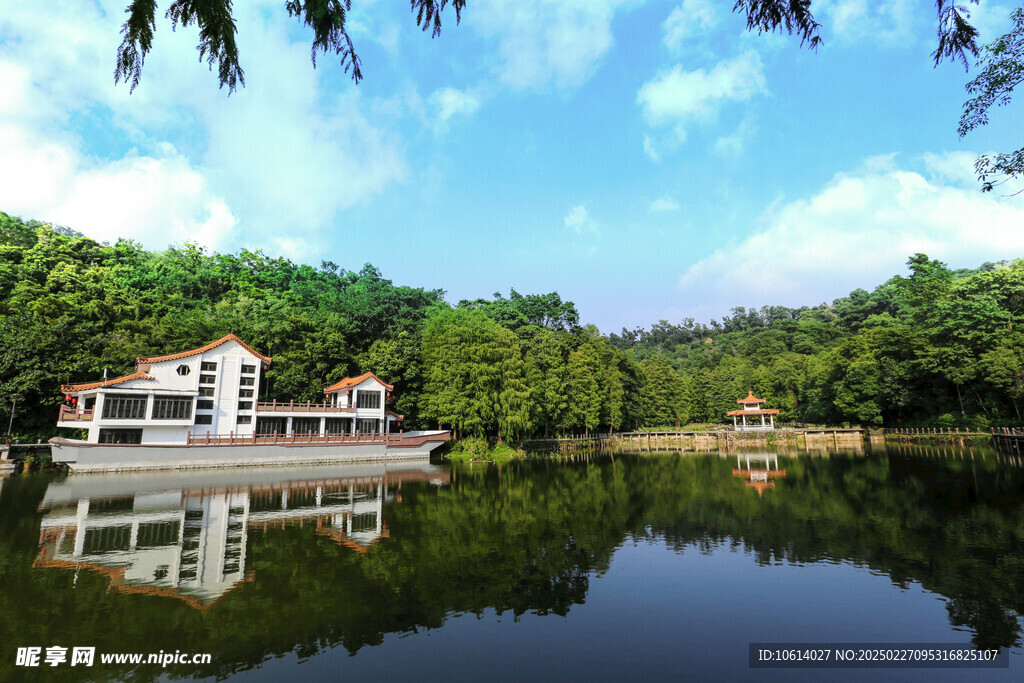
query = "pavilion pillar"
xmin=286 ymin=416 xmax=293 ymax=435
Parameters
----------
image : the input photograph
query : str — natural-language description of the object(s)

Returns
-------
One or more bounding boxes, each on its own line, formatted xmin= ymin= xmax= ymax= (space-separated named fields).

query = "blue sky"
xmin=2 ymin=1 xmax=1024 ymax=333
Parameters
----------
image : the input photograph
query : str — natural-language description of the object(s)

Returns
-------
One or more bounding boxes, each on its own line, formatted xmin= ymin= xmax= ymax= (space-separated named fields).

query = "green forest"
xmin=2 ymin=211 xmax=1023 ymax=441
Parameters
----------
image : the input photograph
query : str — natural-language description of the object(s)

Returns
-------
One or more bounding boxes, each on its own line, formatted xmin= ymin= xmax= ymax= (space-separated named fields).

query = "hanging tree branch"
xmin=114 ymin=0 xmax=465 ymax=93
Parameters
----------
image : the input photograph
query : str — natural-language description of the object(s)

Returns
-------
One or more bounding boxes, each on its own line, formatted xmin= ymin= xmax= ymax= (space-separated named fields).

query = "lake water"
xmin=0 ymin=443 xmax=1021 ymax=681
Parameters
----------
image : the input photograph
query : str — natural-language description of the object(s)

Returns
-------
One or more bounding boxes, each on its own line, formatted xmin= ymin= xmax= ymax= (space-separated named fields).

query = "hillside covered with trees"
xmin=1 ymin=211 xmax=1022 ymax=441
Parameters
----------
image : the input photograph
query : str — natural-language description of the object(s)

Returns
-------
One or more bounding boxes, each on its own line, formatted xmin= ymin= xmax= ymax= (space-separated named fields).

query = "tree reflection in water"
xmin=0 ymin=445 xmax=1020 ymax=679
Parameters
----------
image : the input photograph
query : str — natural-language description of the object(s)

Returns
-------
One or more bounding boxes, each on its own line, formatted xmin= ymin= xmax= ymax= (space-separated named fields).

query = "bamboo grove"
xmin=2 ymin=212 xmax=1024 ymax=441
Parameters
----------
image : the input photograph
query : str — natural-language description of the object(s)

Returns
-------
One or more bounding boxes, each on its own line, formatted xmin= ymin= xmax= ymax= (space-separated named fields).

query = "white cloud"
xmin=714 ymin=116 xmax=757 ymax=156
xmin=649 ymin=197 xmax=680 ymax=212
xmin=663 ymin=0 xmax=719 ymax=52
xmin=469 ymin=0 xmax=636 ymax=91
xmin=0 ymin=123 xmax=236 ymax=249
xmin=637 ymin=51 xmax=767 ymax=152
xmin=968 ymin=1 xmax=1015 ymax=42
xmin=0 ymin=0 xmax=408 ymax=254
xmin=818 ymin=0 xmax=916 ymax=46
xmin=564 ymin=205 xmax=596 ymax=233
xmin=676 ymin=153 xmax=1024 ymax=315
xmin=430 ymin=87 xmax=482 ymax=121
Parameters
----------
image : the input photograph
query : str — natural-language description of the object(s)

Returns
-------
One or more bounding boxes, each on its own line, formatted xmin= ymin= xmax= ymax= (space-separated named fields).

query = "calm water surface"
xmin=0 ymin=443 xmax=1022 ymax=681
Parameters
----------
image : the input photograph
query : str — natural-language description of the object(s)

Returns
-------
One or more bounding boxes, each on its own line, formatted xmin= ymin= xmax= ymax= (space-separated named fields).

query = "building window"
xmin=199 ymin=374 xmax=216 ymax=385
xmin=198 ymin=387 xmax=215 ymax=397
xmin=97 ymin=428 xmax=143 ymax=444
xmin=194 ymin=415 xmax=213 ymax=425
xmin=241 ymin=364 xmax=256 ymax=374
xmin=236 ymin=415 xmax=252 ymax=425
xmin=325 ymin=418 xmax=350 ymax=434
xmin=238 ymin=401 xmax=252 ymax=411
xmin=356 ymin=418 xmax=379 ymax=434
xmin=201 ymin=361 xmax=217 ymax=372
xmin=238 ymin=388 xmax=254 ymax=398
xmin=101 ymin=394 xmax=148 ymax=420
xmin=356 ymin=391 xmax=382 ymax=409
xmin=239 ymin=377 xmax=255 ymax=386
xmin=197 ymin=400 xmax=215 ymax=410
xmin=176 ymin=364 xmax=190 ymax=376
xmin=256 ymin=417 xmax=286 ymax=435
xmin=292 ymin=417 xmax=319 ymax=435
xmin=151 ymin=396 xmax=193 ymax=420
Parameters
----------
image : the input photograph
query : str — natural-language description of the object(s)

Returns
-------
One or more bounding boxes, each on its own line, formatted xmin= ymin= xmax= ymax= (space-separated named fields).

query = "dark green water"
xmin=0 ymin=443 xmax=1022 ymax=681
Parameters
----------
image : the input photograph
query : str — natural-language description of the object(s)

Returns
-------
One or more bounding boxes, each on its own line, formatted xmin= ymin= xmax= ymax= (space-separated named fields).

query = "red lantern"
xmin=65 ymin=394 xmax=71 ymax=402
xmin=71 ymin=397 xmax=77 ymax=406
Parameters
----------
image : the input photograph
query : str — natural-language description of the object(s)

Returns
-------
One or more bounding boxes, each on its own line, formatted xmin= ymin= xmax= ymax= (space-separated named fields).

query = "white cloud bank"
xmin=649 ymin=197 xmax=680 ymax=212
xmin=637 ymin=51 xmax=767 ymax=157
xmin=677 ymin=152 xmax=1024 ymax=313
xmin=0 ymin=0 xmax=407 ymax=255
xmin=819 ymin=0 xmax=916 ymax=46
xmin=564 ymin=205 xmax=597 ymax=233
xmin=430 ymin=87 xmax=482 ymax=121
xmin=663 ymin=0 xmax=719 ymax=52
xmin=470 ymin=0 xmax=636 ymax=91
xmin=0 ymin=122 xmax=236 ymax=249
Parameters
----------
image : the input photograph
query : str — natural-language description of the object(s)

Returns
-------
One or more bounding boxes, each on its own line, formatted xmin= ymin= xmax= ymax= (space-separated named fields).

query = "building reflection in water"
xmin=34 ymin=463 xmax=449 ymax=609
xmin=732 ymin=452 xmax=786 ymax=495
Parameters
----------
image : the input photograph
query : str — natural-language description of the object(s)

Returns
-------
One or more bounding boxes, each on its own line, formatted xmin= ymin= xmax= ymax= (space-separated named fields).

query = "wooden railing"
xmin=187 ymin=430 xmax=401 ymax=446
xmin=256 ymin=400 xmax=355 ymax=414
xmin=58 ymin=405 xmax=94 ymax=423
xmin=883 ymin=427 xmax=993 ymax=436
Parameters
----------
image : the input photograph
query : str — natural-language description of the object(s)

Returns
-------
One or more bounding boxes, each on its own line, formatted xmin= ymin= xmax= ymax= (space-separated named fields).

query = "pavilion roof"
xmin=737 ymin=391 xmax=766 ymax=404
xmin=726 ymin=408 xmax=779 ymax=416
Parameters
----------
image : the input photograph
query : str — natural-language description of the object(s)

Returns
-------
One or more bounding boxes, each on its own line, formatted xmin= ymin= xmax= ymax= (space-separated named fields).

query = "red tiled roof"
xmin=737 ymin=391 xmax=766 ymax=404
xmin=62 ymin=371 xmax=154 ymax=393
xmin=386 ymin=410 xmax=405 ymax=420
xmin=324 ymin=371 xmax=394 ymax=393
xmin=726 ymin=408 xmax=780 ymax=416
xmin=137 ymin=334 xmax=271 ymax=365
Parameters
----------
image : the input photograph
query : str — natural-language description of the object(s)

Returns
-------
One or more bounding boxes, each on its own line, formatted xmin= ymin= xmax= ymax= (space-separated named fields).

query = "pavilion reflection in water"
xmin=732 ymin=453 xmax=786 ymax=495
xmin=34 ymin=463 xmax=449 ymax=608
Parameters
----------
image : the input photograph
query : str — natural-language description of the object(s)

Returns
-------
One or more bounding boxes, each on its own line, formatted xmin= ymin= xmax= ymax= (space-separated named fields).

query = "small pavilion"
xmin=727 ymin=391 xmax=779 ymax=431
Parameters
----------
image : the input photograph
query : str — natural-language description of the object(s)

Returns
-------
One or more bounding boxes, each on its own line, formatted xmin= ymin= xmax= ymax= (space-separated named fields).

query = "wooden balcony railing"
xmin=58 ymin=405 xmax=94 ymax=423
xmin=256 ymin=400 xmax=355 ymax=414
xmin=187 ymin=431 xmax=401 ymax=446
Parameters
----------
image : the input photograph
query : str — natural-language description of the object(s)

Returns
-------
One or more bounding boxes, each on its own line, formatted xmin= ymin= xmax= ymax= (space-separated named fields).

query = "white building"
xmin=57 ymin=335 xmax=402 ymax=446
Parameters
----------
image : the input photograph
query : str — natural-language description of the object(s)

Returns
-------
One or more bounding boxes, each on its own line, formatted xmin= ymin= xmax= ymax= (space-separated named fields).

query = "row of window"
xmin=356 ymin=391 xmax=382 ymax=409
xmin=177 ymin=362 xmax=257 ymax=374
xmin=197 ymin=387 xmax=254 ymax=398
xmin=99 ymin=394 xmax=269 ymax=421
xmin=196 ymin=400 xmax=252 ymax=411
xmin=250 ymin=417 xmax=382 ymax=435
xmin=194 ymin=415 xmax=253 ymax=425
xmin=198 ymin=375 xmax=255 ymax=386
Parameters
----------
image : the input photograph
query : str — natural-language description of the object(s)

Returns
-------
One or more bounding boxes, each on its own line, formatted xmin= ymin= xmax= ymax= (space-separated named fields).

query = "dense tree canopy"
xmin=3 ymin=211 xmax=1024 ymax=441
